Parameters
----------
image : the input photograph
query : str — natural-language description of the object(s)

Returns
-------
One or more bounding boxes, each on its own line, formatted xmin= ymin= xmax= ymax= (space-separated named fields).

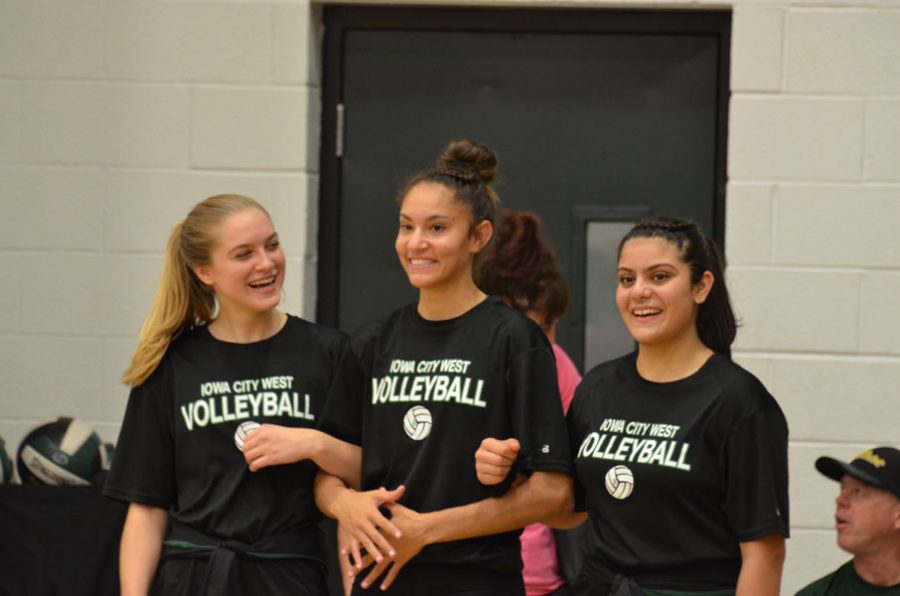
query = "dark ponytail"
xmin=618 ymin=217 xmax=737 ymax=358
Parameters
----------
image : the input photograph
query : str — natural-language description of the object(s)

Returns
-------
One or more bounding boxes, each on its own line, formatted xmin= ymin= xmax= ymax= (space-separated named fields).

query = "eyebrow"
xmin=398 ymin=213 xmax=455 ymax=222
xmin=616 ymin=263 xmax=675 ymax=273
xmin=227 ymin=233 xmax=279 ymax=254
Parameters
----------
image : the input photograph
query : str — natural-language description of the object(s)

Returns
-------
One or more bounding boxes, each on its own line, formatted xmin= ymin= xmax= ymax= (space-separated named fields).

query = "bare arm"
xmin=736 ymin=534 xmax=785 ymax=596
xmin=475 ymin=437 xmax=583 ymax=528
xmin=119 ymin=503 xmax=167 ymax=596
xmin=359 ymin=470 xmax=573 ymax=590
xmin=242 ymin=424 xmax=362 ymax=489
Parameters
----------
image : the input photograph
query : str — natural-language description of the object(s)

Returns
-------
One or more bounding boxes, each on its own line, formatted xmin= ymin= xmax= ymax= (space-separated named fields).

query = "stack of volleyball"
xmin=16 ymin=417 xmax=108 ymax=486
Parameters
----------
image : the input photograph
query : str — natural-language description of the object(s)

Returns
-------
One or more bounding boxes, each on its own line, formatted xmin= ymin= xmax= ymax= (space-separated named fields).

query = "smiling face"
xmin=615 ymin=236 xmax=713 ymax=350
xmin=193 ymin=208 xmax=285 ymax=318
xmin=834 ymin=475 xmax=900 ymax=556
xmin=395 ymin=182 xmax=491 ymax=294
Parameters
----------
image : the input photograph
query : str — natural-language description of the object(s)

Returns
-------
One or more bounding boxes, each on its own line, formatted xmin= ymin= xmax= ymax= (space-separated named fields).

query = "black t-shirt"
xmin=104 ymin=315 xmax=362 ymax=546
xmin=319 ymin=297 xmax=573 ymax=574
xmin=567 ymin=352 xmax=789 ymax=591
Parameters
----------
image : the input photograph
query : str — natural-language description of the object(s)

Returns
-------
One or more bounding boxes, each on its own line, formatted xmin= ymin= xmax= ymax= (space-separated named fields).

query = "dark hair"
xmin=477 ymin=210 xmax=569 ymax=326
xmin=400 ymin=138 xmax=501 ymax=229
xmin=618 ymin=217 xmax=737 ymax=358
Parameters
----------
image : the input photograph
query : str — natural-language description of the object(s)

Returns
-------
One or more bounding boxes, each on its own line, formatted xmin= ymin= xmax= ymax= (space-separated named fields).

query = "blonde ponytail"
xmin=122 ymin=194 xmax=268 ymax=387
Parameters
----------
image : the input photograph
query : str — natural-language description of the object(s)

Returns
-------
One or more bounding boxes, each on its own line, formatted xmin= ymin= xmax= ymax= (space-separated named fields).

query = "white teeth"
xmin=249 ymin=276 xmax=275 ymax=288
xmin=633 ymin=309 xmax=661 ymax=316
xmin=410 ymin=259 xmax=434 ymax=265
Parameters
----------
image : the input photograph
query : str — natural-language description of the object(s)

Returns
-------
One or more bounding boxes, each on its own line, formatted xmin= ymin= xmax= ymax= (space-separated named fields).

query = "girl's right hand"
xmin=474 ymin=437 xmax=520 ymax=485
xmin=332 ymin=485 xmax=406 ymax=571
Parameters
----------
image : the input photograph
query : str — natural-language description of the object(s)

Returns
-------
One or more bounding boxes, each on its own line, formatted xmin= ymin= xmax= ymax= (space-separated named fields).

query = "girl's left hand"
xmin=242 ymin=424 xmax=314 ymax=471
xmin=355 ymin=502 xmax=430 ymax=591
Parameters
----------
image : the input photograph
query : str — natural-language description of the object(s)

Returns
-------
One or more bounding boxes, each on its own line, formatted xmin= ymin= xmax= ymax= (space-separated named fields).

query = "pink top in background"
xmin=521 ymin=343 xmax=582 ymax=596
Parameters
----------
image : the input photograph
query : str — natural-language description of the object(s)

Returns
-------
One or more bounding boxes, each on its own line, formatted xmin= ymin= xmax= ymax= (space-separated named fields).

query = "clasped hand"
xmin=334 ymin=486 xmax=430 ymax=591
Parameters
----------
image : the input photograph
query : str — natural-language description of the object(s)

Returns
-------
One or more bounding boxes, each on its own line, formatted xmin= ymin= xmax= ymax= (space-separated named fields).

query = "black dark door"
xmin=318 ymin=7 xmax=730 ymax=371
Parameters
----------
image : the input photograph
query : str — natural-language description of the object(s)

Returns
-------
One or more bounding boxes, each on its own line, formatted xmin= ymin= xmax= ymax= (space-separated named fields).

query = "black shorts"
xmin=150 ymin=556 xmax=328 ymax=596
xmin=351 ymin=562 xmax=525 ymax=596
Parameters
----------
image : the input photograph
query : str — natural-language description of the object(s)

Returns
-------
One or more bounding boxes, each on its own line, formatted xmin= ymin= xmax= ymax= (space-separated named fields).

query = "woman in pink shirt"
xmin=478 ymin=209 xmax=583 ymax=596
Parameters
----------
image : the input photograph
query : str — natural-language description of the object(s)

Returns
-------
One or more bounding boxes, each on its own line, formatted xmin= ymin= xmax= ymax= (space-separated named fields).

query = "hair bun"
xmin=437 ymin=138 xmax=497 ymax=185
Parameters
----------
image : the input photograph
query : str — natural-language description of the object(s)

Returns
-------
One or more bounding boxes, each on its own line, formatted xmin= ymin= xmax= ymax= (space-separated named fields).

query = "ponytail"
xmin=122 ymin=194 xmax=268 ymax=386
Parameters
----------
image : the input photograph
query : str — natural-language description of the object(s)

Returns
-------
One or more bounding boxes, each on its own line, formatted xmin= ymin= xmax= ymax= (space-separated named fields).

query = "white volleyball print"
xmin=402 ymin=406 xmax=433 ymax=441
xmin=604 ymin=465 xmax=634 ymax=500
xmin=234 ymin=420 xmax=261 ymax=451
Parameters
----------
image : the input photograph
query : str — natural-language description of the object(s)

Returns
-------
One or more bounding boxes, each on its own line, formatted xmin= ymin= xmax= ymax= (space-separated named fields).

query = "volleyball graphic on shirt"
xmin=605 ymin=465 xmax=634 ymax=500
xmin=234 ymin=420 xmax=261 ymax=451
xmin=402 ymin=406 xmax=432 ymax=441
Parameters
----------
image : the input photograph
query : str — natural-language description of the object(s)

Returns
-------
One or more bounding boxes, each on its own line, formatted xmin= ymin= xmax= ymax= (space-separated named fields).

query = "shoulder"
xmin=795 ymin=561 xmax=849 ymax=596
xmin=552 ymin=344 xmax=581 ymax=380
xmin=577 ymin=353 xmax=633 ymax=396
xmin=283 ymin=314 xmax=349 ymax=350
xmin=478 ymin=297 xmax=549 ymax=349
xmin=706 ymin=356 xmax=782 ymax=415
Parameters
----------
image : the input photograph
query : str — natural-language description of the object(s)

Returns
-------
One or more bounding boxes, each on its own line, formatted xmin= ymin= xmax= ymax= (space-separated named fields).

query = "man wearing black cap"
xmin=796 ymin=446 xmax=900 ymax=595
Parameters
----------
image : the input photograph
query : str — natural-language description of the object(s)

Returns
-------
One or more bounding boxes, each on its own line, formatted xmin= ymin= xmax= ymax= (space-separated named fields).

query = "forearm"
xmin=736 ymin=534 xmax=785 ymax=596
xmin=420 ymin=471 xmax=572 ymax=545
xmin=546 ymin=510 xmax=587 ymax=529
xmin=309 ymin=431 xmax=362 ymax=490
xmin=119 ymin=503 xmax=167 ymax=596
xmin=314 ymin=470 xmax=351 ymax=519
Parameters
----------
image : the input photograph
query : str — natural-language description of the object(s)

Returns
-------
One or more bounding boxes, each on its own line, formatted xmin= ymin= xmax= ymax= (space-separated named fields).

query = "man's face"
xmin=834 ymin=474 xmax=900 ymax=556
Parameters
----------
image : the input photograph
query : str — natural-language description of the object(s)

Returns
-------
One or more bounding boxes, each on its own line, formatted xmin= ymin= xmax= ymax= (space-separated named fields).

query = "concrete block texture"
xmin=730 ymin=267 xmax=859 ymax=353
xmin=773 ymin=357 xmax=898 ymax=443
xmin=724 ymin=182 xmax=773 ymax=265
xmin=0 ymin=167 xmax=104 ymax=251
xmin=730 ymin=6 xmax=783 ymax=92
xmin=105 ymin=170 xmax=308 ymax=254
xmin=0 ymin=337 xmax=107 ymax=420
xmin=785 ymin=9 xmax=900 ymax=95
xmin=191 ymin=87 xmax=309 ymax=170
xmin=21 ymin=83 xmax=189 ymax=167
xmin=729 ymin=95 xmax=863 ymax=182
xmin=0 ymin=81 xmax=21 ymax=163
xmin=274 ymin=3 xmax=318 ymax=86
xmin=0 ymin=254 xmax=21 ymax=334
xmin=0 ymin=0 xmax=104 ymax=79
xmin=21 ymin=253 xmax=161 ymax=337
xmin=774 ymin=184 xmax=900 ymax=268
xmin=784 ymin=528 xmax=850 ymax=595
xmin=865 ymin=99 xmax=900 ymax=181
xmin=283 ymin=256 xmax=306 ymax=318
xmin=106 ymin=3 xmax=273 ymax=84
xmin=103 ymin=339 xmax=135 ymax=423
xmin=860 ymin=273 xmax=900 ymax=356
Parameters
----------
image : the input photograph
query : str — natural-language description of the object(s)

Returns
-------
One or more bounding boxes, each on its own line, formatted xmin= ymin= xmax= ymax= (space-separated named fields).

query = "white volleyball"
xmin=402 ymin=406 xmax=432 ymax=441
xmin=234 ymin=420 xmax=261 ymax=451
xmin=604 ymin=465 xmax=634 ymax=500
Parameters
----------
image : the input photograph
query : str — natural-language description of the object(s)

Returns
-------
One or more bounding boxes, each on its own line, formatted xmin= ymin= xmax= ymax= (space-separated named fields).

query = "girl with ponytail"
xmin=478 ymin=217 xmax=789 ymax=595
xmin=105 ymin=194 xmax=364 ymax=596
xmin=315 ymin=140 xmax=574 ymax=595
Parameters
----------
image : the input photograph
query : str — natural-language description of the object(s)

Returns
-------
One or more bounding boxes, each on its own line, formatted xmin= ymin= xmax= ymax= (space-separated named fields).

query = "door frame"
xmin=317 ymin=6 xmax=732 ymax=327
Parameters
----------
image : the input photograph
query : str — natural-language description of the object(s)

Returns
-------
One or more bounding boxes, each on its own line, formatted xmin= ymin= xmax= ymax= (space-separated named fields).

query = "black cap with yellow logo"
xmin=815 ymin=447 xmax=900 ymax=499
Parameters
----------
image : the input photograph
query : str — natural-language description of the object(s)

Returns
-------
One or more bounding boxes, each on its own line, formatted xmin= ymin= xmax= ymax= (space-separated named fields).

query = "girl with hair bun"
xmin=477 ymin=217 xmax=789 ymax=595
xmin=316 ymin=140 xmax=574 ymax=595
xmin=104 ymin=194 xmax=365 ymax=596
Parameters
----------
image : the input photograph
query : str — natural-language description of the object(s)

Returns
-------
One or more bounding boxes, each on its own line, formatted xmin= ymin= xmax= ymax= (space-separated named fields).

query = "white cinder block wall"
xmin=0 ymin=0 xmax=897 ymax=593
